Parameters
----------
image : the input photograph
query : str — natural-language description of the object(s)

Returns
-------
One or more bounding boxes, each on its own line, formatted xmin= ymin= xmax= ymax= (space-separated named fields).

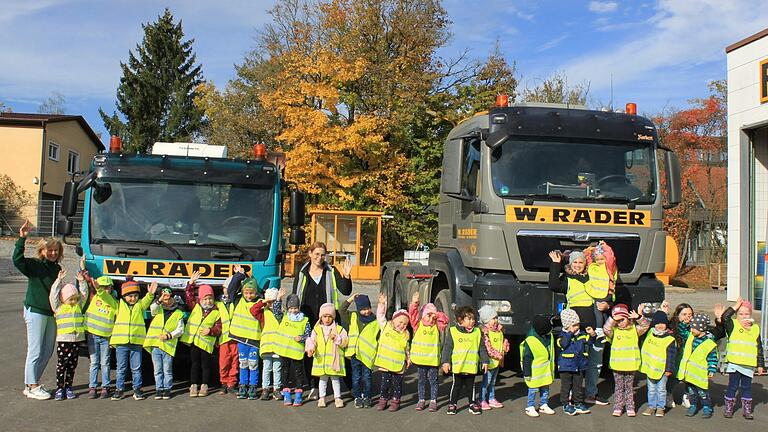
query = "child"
xmin=521 ymin=314 xmax=555 ymax=417
xmin=374 ymin=294 xmax=411 ymax=412
xmin=110 ymin=279 xmax=157 ymax=400
xmin=478 ymin=305 xmax=509 ymax=410
xmin=441 ymin=305 xmax=489 ymax=415
xmin=85 ymin=275 xmax=118 ymax=399
xmin=49 ymin=270 xmax=88 ymax=400
xmin=216 ymin=276 xmax=238 ymax=395
xmin=408 ymin=291 xmax=448 ymax=412
xmin=182 ymin=275 xmax=222 ymax=397
xmin=719 ymin=298 xmax=764 ymax=419
xmin=144 ymin=287 xmax=184 ymax=400
xmin=341 ymin=293 xmax=380 ymax=409
xmin=639 ymin=311 xmax=676 ymax=417
xmin=306 ymin=302 xmax=349 ymax=408
xmin=274 ymin=294 xmax=311 ymax=406
xmin=250 ymin=287 xmax=285 ymax=400
xmin=678 ymin=313 xmax=718 ymax=418
xmin=603 ymin=303 xmax=650 ymax=416
xmin=557 ymin=308 xmax=595 ymax=416
xmin=226 ymin=265 xmax=263 ymax=400
xmin=585 ymin=241 xmax=617 ymax=301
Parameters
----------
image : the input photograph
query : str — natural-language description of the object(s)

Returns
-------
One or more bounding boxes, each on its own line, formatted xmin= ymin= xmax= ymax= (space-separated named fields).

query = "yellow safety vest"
xmin=587 ymin=263 xmax=614 ymax=299
xmin=143 ymin=308 xmax=184 ymax=356
xmin=345 ymin=313 xmax=380 ymax=369
xmin=296 ymin=263 xmax=340 ymax=310
xmin=180 ymin=305 xmax=221 ymax=354
xmin=566 ymin=278 xmax=594 ymax=308
xmin=260 ymin=309 xmax=279 ymax=357
xmin=273 ymin=317 xmax=309 ymax=360
xmin=726 ymin=319 xmax=760 ymax=367
xmin=228 ymin=299 xmax=261 ymax=341
xmin=609 ymin=326 xmax=641 ymax=372
xmin=311 ymin=323 xmax=346 ymax=377
xmin=410 ymin=323 xmax=441 ymax=367
xmin=85 ymin=289 xmax=117 ymax=337
xmin=56 ymin=304 xmax=85 ymax=335
xmin=374 ymin=323 xmax=409 ymax=372
xmin=677 ymin=336 xmax=717 ymax=390
xmin=520 ymin=334 xmax=554 ymax=388
xmin=110 ymin=294 xmax=152 ymax=346
xmin=450 ymin=327 xmax=481 ymax=374
xmin=640 ymin=334 xmax=674 ymax=380
xmin=216 ymin=301 xmax=232 ymax=345
xmin=487 ymin=329 xmax=505 ymax=370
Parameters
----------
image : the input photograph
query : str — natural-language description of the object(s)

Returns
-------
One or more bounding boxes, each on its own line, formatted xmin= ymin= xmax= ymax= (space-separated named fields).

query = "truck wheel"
xmin=434 ymin=289 xmax=453 ymax=324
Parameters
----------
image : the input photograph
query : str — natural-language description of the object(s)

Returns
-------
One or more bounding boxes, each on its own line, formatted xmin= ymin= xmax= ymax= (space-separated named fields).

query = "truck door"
xmin=455 ymin=137 xmax=482 ymax=259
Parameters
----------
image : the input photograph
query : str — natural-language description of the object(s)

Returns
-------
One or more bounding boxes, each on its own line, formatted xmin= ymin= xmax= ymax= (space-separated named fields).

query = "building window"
xmin=48 ymin=141 xmax=59 ymax=161
xmin=67 ymin=150 xmax=80 ymax=174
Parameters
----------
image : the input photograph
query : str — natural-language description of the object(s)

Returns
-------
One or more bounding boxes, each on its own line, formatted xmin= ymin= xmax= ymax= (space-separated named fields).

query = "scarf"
xmin=320 ymin=322 xmax=342 ymax=372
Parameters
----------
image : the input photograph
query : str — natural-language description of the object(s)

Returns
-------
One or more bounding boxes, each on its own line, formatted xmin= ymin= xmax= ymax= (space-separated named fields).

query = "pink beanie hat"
xmin=392 ymin=309 xmax=409 ymax=321
xmin=198 ymin=284 xmax=214 ymax=300
xmin=319 ymin=302 xmax=336 ymax=319
xmin=421 ymin=303 xmax=438 ymax=318
xmin=60 ymin=283 xmax=78 ymax=302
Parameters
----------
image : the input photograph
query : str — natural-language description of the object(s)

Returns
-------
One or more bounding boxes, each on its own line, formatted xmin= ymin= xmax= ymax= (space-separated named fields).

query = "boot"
xmin=742 ymin=398 xmax=753 ymax=420
xmin=282 ymin=389 xmax=292 ymax=406
xmin=292 ymin=390 xmax=303 ymax=407
xmin=723 ymin=396 xmax=736 ymax=418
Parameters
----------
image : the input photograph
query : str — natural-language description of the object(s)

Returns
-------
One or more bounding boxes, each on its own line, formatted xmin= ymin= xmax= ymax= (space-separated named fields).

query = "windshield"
xmin=491 ymin=139 xmax=657 ymax=204
xmin=89 ymin=179 xmax=274 ymax=248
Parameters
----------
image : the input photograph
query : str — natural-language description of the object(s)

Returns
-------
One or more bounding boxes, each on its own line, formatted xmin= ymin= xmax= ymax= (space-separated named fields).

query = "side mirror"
xmin=485 ymin=129 xmax=510 ymax=149
xmin=56 ymin=217 xmax=73 ymax=236
xmin=61 ymin=181 xmax=78 ymax=217
xmin=664 ymin=151 xmax=681 ymax=209
xmin=289 ymin=190 xmax=306 ymax=227
xmin=441 ymin=138 xmax=464 ymax=195
xmin=289 ymin=227 xmax=306 ymax=245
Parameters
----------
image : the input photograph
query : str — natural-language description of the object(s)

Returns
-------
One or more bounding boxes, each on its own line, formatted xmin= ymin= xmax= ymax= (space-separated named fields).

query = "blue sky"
xmin=1 ymin=0 xmax=767 ymax=144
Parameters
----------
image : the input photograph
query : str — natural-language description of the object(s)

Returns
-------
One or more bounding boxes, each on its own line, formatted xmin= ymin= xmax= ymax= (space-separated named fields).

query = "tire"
xmin=434 ymin=289 xmax=454 ymax=324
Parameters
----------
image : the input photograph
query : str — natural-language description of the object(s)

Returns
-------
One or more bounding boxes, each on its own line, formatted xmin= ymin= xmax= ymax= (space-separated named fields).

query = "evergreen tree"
xmin=100 ymin=8 xmax=204 ymax=152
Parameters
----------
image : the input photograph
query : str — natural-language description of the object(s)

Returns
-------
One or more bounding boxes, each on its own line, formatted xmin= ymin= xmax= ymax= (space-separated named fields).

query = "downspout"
xmin=39 ymin=120 xmax=47 ymax=224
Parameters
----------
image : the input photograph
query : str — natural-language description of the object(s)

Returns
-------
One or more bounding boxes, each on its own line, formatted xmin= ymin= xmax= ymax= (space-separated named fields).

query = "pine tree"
xmin=99 ymin=8 xmax=204 ymax=152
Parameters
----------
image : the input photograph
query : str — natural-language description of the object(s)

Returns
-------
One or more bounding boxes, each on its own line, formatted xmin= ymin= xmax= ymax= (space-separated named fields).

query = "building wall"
xmin=0 ymin=125 xmax=44 ymax=222
xmin=42 ymin=121 xmax=100 ymax=198
xmin=726 ymin=35 xmax=768 ymax=301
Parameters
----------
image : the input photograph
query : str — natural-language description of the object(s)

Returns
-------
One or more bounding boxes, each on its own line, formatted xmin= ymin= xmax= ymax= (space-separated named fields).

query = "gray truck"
xmin=380 ymin=101 xmax=681 ymax=343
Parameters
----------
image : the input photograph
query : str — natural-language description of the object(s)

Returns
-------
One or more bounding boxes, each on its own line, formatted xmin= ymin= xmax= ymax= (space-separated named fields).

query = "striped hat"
xmin=121 ymin=280 xmax=140 ymax=297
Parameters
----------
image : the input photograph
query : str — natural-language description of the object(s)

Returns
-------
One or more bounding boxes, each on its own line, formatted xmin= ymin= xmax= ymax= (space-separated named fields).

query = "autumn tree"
xmin=522 ymin=71 xmax=589 ymax=105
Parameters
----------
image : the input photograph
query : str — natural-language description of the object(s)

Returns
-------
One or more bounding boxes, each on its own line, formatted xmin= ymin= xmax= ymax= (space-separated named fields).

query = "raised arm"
xmin=48 ymin=270 xmax=65 ymax=311
xmin=12 ymin=222 xmax=34 ymax=277
xmin=376 ymin=293 xmax=388 ymax=330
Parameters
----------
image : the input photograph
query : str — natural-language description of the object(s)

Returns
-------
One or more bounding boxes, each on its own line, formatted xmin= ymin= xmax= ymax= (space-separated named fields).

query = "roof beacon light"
xmin=109 ymin=135 xmax=122 ymax=153
xmin=626 ymin=102 xmax=637 ymax=116
xmin=253 ymin=143 xmax=267 ymax=160
xmin=496 ymin=94 xmax=509 ymax=108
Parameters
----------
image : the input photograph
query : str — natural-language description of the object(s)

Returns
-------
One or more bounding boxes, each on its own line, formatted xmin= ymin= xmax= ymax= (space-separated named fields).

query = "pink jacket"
xmin=407 ymin=301 xmax=449 ymax=332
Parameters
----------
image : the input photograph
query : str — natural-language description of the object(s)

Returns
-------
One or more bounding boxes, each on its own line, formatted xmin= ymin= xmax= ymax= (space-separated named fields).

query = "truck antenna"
xmin=610 ymin=73 xmax=614 ymax=111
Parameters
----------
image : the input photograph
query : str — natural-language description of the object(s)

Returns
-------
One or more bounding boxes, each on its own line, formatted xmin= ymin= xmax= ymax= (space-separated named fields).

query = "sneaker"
xmin=198 ymin=384 xmax=209 ymax=397
xmin=155 ymin=389 xmax=163 ymax=400
xmin=428 ymin=400 xmax=438 ymax=412
xmin=111 ymin=390 xmax=124 ymax=401
xmin=388 ymin=399 xmax=400 ymax=412
xmin=564 ymin=404 xmax=577 ymax=416
xmin=100 ymin=387 xmax=110 ymax=399
xmin=376 ymin=398 xmax=388 ymax=411
xmin=284 ymin=390 xmax=293 ymax=406
xmin=574 ymin=403 xmax=591 ymax=414
xmin=586 ymin=396 xmax=609 ymax=406
xmin=54 ymin=388 xmax=65 ymax=401
xmin=292 ymin=390 xmax=303 ymax=407
xmin=247 ymin=385 xmax=257 ymax=400
xmin=480 ymin=401 xmax=491 ymax=411
xmin=88 ymin=388 xmax=98 ymax=399
xmin=468 ymin=403 xmax=482 ymax=415
xmin=163 ymin=389 xmax=171 ymax=400
xmin=642 ymin=407 xmax=654 ymax=416
xmin=355 ymin=397 xmax=364 ymax=408
xmin=612 ymin=409 xmax=622 ymax=417
xmin=446 ymin=404 xmax=457 ymax=415
xmin=273 ymin=390 xmax=283 ymax=401
xmin=335 ymin=398 xmax=344 ymax=408
xmin=656 ymin=408 xmax=665 ymax=417
xmin=539 ymin=404 xmax=555 ymax=415
xmin=22 ymin=387 xmax=29 ymax=397
xmin=133 ymin=389 xmax=146 ymax=400
xmin=525 ymin=406 xmax=540 ymax=417
xmin=237 ymin=385 xmax=248 ymax=399
xmin=260 ymin=388 xmax=271 ymax=401
xmin=364 ymin=397 xmax=374 ymax=408
xmin=189 ymin=384 xmax=199 ymax=398
xmin=681 ymin=393 xmax=691 ymax=408
xmin=686 ymin=405 xmax=697 ymax=417
xmin=415 ymin=399 xmax=426 ymax=411
xmin=489 ymin=399 xmax=504 ymax=408
xmin=701 ymin=408 xmax=713 ymax=419
xmin=26 ymin=385 xmax=52 ymax=400
xmin=627 ymin=409 xmax=636 ymax=417
xmin=318 ymin=398 xmax=327 ymax=408
xmin=220 ymin=386 xmax=229 ymax=395
xmin=65 ymin=387 xmax=76 ymax=400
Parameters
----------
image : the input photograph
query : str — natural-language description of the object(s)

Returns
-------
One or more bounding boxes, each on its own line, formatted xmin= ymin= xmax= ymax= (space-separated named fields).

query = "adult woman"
xmin=548 ymin=250 xmax=597 ymax=329
xmin=292 ymin=242 xmax=353 ymax=324
xmin=13 ymin=220 xmax=63 ymax=400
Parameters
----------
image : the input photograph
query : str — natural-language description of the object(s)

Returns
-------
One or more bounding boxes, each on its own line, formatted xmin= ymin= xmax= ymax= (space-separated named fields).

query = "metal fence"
xmin=0 ymin=200 xmax=82 ymax=237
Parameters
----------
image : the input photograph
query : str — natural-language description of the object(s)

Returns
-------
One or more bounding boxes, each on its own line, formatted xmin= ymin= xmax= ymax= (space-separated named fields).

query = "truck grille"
xmin=516 ymin=230 xmax=640 ymax=273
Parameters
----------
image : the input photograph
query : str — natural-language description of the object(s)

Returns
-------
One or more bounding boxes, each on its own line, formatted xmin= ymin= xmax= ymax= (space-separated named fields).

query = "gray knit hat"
xmin=690 ymin=313 xmax=710 ymax=332
xmin=560 ymin=308 xmax=580 ymax=329
xmin=568 ymin=251 xmax=586 ymax=265
xmin=478 ymin=305 xmax=498 ymax=324
xmin=286 ymin=294 xmax=300 ymax=310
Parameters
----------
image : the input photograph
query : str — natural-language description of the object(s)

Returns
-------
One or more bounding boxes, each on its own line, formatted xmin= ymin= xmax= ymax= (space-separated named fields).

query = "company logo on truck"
xmin=103 ymin=259 xmax=252 ymax=278
xmin=505 ymin=205 xmax=650 ymax=227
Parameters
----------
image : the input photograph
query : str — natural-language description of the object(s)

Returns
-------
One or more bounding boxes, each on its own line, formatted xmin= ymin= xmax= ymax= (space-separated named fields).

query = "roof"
xmin=725 ymin=27 xmax=768 ymax=53
xmin=0 ymin=112 xmax=104 ymax=151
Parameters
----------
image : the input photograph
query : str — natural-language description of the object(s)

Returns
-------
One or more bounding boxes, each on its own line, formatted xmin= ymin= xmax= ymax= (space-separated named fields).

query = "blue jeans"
xmin=151 ymin=348 xmax=173 ymax=391
xmin=646 ymin=375 xmax=668 ymax=409
xmin=527 ymin=386 xmax=550 ymax=408
xmin=23 ymin=307 xmax=57 ymax=386
xmin=725 ymin=371 xmax=752 ymax=399
xmin=115 ymin=344 xmax=143 ymax=390
xmin=585 ymin=339 xmax=604 ymax=397
xmin=481 ymin=367 xmax=500 ymax=402
xmin=350 ymin=357 xmax=372 ymax=398
xmin=238 ymin=343 xmax=259 ymax=386
xmin=87 ymin=333 xmax=111 ymax=388
xmin=262 ymin=355 xmax=282 ymax=390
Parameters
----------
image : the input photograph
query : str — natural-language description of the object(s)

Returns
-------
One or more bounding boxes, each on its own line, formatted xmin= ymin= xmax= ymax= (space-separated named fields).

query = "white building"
xmin=726 ymin=28 xmax=768 ymax=304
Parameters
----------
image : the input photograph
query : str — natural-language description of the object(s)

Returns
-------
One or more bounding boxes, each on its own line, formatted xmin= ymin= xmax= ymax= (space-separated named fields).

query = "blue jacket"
xmin=557 ymin=330 xmax=592 ymax=372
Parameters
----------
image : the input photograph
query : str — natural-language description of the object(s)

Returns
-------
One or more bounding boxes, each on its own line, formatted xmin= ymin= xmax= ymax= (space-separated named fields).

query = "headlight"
xmin=477 ymin=300 xmax=512 ymax=313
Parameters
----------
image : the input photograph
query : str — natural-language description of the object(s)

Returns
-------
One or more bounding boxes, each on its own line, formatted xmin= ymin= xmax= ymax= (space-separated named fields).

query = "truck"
xmin=380 ymin=99 xmax=681 ymax=347
xmin=57 ymin=137 xmax=306 ymax=302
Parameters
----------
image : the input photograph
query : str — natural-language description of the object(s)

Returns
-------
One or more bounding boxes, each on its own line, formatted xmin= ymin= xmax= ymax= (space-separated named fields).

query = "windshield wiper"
xmin=94 ymin=238 xmax=183 ymax=260
xmin=196 ymin=242 xmax=253 ymax=261
xmin=501 ymin=193 xmax=570 ymax=203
